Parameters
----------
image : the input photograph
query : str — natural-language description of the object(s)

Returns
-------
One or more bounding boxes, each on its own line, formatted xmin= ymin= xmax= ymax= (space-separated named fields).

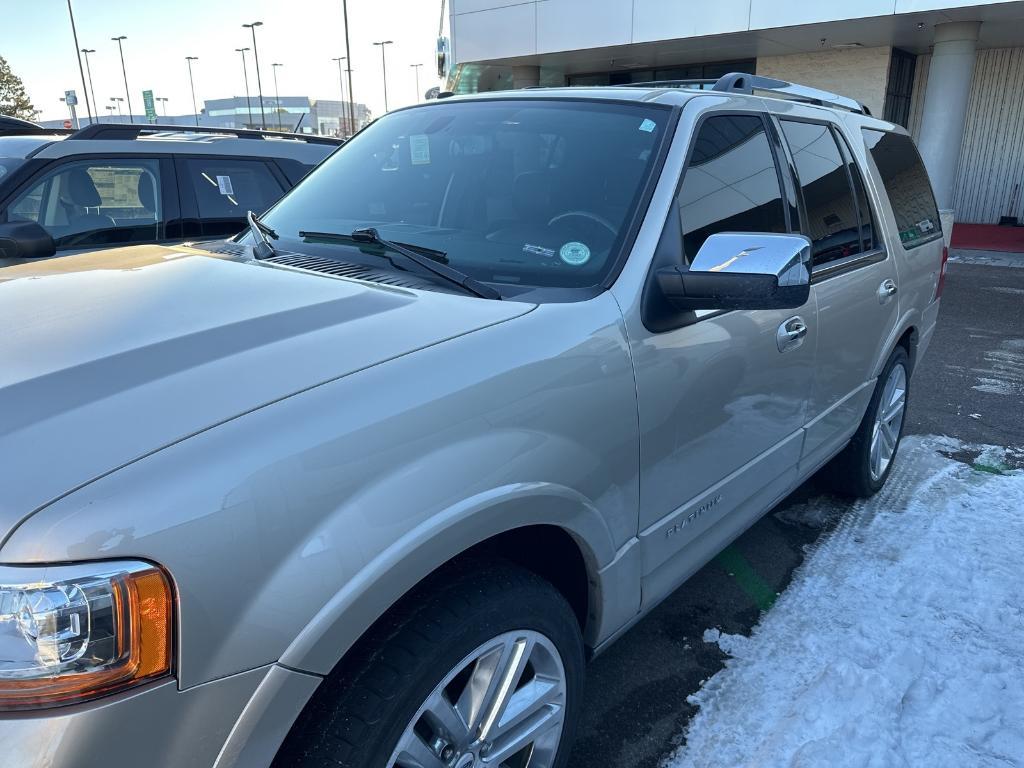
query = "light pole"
xmin=410 ymin=63 xmax=423 ymax=103
xmin=111 ymin=35 xmax=133 ymax=123
xmin=242 ymin=21 xmax=267 ymax=129
xmin=65 ymin=0 xmax=94 ymax=124
xmin=80 ymin=48 xmax=99 ymax=124
xmin=185 ymin=56 xmax=200 ymax=126
xmin=235 ymin=47 xmax=253 ymax=128
xmin=373 ymin=40 xmax=393 ymax=113
xmin=271 ymin=63 xmax=283 ymax=130
xmin=105 ymin=105 xmax=116 ymax=122
xmin=110 ymin=96 xmax=123 ymax=121
xmin=332 ymin=56 xmax=347 ymax=135
xmin=156 ymin=97 xmax=169 ymax=117
xmin=342 ymin=0 xmax=355 ymax=138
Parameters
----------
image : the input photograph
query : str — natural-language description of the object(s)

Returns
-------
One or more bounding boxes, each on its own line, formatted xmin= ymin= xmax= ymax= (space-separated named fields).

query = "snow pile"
xmin=666 ymin=436 xmax=1024 ymax=768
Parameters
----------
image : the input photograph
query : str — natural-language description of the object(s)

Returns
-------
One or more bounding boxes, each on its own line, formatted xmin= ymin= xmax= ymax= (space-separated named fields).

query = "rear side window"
xmin=862 ymin=129 xmax=941 ymax=249
xmin=780 ymin=120 xmax=864 ymax=265
xmin=182 ymin=158 xmax=285 ymax=237
xmin=677 ymin=114 xmax=787 ymax=261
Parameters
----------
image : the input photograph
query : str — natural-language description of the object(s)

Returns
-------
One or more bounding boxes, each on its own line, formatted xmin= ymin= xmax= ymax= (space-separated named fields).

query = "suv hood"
xmin=0 ymin=245 xmax=532 ymax=543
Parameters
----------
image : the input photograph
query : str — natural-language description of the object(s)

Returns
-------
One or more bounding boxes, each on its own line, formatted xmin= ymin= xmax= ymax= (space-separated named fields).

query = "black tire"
xmin=822 ymin=345 xmax=910 ymax=498
xmin=273 ymin=559 xmax=585 ymax=768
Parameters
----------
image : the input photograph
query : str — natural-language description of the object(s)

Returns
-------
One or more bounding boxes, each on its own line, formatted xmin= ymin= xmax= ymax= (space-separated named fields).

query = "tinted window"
xmin=862 ymin=129 xmax=941 ymax=249
xmin=260 ymin=100 xmax=670 ymax=290
xmin=781 ymin=120 xmax=863 ymax=264
xmin=677 ymin=115 xmax=787 ymax=261
xmin=183 ymin=158 xmax=284 ymax=237
xmin=836 ymin=131 xmax=876 ymax=250
xmin=6 ymin=158 xmax=161 ymax=248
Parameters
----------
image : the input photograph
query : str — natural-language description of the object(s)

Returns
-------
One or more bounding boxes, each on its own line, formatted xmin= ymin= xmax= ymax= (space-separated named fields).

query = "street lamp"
xmin=105 ymin=104 xmax=116 ymax=122
xmin=65 ymin=0 xmax=94 ymax=123
xmin=110 ymin=96 xmax=124 ymax=121
xmin=185 ymin=56 xmax=200 ymax=126
xmin=80 ymin=48 xmax=99 ymax=125
xmin=111 ymin=35 xmax=133 ymax=123
xmin=331 ymin=56 xmax=347 ymax=135
xmin=410 ymin=63 xmax=423 ymax=103
xmin=271 ymin=63 xmax=284 ymax=131
xmin=372 ymin=40 xmax=394 ymax=113
xmin=235 ymin=47 xmax=254 ymax=128
xmin=156 ymin=97 xmax=169 ymax=117
xmin=242 ymin=21 xmax=267 ymax=129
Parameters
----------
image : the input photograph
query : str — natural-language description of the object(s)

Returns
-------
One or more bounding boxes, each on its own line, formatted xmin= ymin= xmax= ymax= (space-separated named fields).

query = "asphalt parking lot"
xmin=567 ymin=255 xmax=1024 ymax=768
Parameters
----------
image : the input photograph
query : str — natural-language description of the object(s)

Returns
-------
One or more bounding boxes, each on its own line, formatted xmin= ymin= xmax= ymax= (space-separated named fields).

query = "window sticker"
xmin=216 ymin=175 xmax=234 ymax=196
xmin=639 ymin=118 xmax=657 ymax=133
xmin=559 ymin=241 xmax=591 ymax=266
xmin=917 ymin=218 xmax=935 ymax=233
xmin=523 ymin=243 xmax=556 ymax=259
xmin=410 ymin=134 xmax=431 ymax=165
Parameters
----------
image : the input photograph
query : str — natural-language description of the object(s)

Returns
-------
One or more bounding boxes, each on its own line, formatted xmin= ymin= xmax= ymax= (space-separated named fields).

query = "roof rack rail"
xmin=67 ymin=122 xmax=345 ymax=145
xmin=624 ymin=72 xmax=869 ymax=115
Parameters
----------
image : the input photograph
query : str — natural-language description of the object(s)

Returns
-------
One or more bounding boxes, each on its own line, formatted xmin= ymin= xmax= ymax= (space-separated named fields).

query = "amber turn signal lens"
xmin=0 ymin=562 xmax=173 ymax=711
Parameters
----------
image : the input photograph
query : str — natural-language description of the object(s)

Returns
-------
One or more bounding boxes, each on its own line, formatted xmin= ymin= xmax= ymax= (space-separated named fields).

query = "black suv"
xmin=0 ymin=122 xmax=341 ymax=264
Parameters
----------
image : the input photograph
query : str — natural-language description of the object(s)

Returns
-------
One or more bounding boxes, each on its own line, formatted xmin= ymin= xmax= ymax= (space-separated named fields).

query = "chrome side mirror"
xmin=656 ymin=232 xmax=812 ymax=311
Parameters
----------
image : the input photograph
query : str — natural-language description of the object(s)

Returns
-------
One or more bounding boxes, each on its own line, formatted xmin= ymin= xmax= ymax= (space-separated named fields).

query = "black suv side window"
xmin=7 ymin=158 xmax=161 ymax=249
xmin=780 ymin=120 xmax=864 ymax=265
xmin=862 ymin=129 xmax=942 ymax=249
xmin=677 ymin=114 xmax=787 ymax=262
xmin=182 ymin=158 xmax=285 ymax=237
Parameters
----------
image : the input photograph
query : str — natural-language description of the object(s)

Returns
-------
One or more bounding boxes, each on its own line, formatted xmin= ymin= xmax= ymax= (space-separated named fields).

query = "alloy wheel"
xmin=869 ymin=363 xmax=907 ymax=481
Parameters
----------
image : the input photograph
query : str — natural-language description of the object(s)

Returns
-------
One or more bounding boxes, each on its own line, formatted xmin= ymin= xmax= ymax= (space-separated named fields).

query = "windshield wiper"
xmin=297 ymin=227 xmax=501 ymax=300
xmin=247 ymin=210 xmax=278 ymax=259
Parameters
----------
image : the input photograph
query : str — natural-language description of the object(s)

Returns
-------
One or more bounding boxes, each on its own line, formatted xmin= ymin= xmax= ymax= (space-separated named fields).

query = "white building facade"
xmin=447 ymin=1 xmax=1024 ymax=225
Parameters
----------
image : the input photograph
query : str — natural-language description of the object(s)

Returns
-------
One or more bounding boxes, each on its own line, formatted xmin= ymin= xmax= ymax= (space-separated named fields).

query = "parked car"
xmin=0 ymin=74 xmax=946 ymax=768
xmin=0 ymin=122 xmax=341 ymax=265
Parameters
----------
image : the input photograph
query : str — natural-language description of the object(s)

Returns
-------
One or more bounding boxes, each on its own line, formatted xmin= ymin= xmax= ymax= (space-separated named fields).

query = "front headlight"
xmin=0 ymin=561 xmax=172 ymax=711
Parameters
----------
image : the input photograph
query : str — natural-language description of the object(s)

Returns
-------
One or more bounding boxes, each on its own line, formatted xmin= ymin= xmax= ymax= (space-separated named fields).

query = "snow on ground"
xmin=665 ymin=436 xmax=1024 ymax=768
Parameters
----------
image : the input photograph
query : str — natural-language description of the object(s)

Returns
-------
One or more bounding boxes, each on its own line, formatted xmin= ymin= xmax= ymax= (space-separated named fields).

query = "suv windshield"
xmin=261 ymin=98 xmax=670 ymax=290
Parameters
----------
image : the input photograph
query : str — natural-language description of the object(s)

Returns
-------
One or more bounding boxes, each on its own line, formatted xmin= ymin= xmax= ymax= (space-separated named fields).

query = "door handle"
xmin=878 ymin=279 xmax=898 ymax=303
xmin=777 ymin=316 xmax=808 ymax=352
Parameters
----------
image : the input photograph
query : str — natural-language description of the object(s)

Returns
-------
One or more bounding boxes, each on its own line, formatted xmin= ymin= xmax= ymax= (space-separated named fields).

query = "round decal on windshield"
xmin=559 ymin=241 xmax=591 ymax=266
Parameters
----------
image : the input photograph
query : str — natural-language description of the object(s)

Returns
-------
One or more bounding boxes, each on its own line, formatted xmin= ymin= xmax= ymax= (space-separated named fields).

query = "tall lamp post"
xmin=105 ymin=105 xmax=116 ymax=122
xmin=111 ymin=35 xmax=133 ymax=123
xmin=185 ymin=56 xmax=200 ymax=126
xmin=242 ymin=21 xmax=267 ymax=129
xmin=271 ymin=63 xmax=284 ymax=130
xmin=341 ymin=0 xmax=355 ymax=139
xmin=156 ymin=97 xmax=169 ymax=117
xmin=235 ymin=47 xmax=254 ymax=128
xmin=331 ymin=56 xmax=347 ymax=135
xmin=372 ymin=40 xmax=393 ymax=113
xmin=80 ymin=48 xmax=99 ymax=124
xmin=65 ymin=0 xmax=94 ymax=124
xmin=410 ymin=63 xmax=423 ymax=103
xmin=110 ymin=96 xmax=124 ymax=121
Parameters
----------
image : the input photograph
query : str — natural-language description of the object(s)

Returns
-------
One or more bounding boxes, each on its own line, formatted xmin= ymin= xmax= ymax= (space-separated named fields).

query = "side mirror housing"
xmin=0 ymin=221 xmax=57 ymax=260
xmin=657 ymin=232 xmax=812 ymax=312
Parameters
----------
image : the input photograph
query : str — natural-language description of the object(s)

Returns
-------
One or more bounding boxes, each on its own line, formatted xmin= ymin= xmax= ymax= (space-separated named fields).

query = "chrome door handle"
xmin=878 ymin=279 xmax=898 ymax=303
xmin=777 ymin=316 xmax=808 ymax=352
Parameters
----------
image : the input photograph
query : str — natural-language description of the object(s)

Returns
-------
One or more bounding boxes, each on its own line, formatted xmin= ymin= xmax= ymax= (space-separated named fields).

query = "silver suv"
xmin=0 ymin=74 xmax=945 ymax=768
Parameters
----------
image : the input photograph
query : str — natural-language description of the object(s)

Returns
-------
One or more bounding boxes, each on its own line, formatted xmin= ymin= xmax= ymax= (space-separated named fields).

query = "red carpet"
xmin=951 ymin=223 xmax=1024 ymax=253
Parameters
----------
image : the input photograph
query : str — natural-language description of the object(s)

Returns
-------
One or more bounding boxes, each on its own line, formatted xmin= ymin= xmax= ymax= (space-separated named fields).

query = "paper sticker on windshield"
xmin=523 ymin=243 xmax=556 ymax=259
xmin=216 ymin=175 xmax=234 ymax=195
xmin=559 ymin=241 xmax=591 ymax=266
xmin=410 ymin=134 xmax=431 ymax=165
xmin=639 ymin=118 xmax=657 ymax=133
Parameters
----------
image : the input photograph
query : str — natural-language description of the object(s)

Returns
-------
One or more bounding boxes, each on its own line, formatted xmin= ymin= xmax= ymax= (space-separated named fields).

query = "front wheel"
xmin=823 ymin=345 xmax=910 ymax=497
xmin=274 ymin=561 xmax=585 ymax=768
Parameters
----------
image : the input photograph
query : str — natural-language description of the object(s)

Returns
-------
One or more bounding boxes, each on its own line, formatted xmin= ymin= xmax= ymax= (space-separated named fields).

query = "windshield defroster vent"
xmin=262 ymin=252 xmax=444 ymax=291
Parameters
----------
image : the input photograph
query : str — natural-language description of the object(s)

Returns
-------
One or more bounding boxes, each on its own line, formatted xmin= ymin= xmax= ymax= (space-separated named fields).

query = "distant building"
xmin=37 ymin=95 xmax=370 ymax=137
xmin=310 ymin=99 xmax=372 ymax=137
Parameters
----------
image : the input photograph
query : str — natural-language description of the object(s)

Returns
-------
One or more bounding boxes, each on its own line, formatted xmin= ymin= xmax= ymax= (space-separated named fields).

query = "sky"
xmin=1 ymin=0 xmax=445 ymax=123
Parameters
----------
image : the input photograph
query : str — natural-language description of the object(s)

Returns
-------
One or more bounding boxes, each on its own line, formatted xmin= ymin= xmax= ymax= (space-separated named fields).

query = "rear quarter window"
xmin=862 ymin=129 xmax=941 ymax=249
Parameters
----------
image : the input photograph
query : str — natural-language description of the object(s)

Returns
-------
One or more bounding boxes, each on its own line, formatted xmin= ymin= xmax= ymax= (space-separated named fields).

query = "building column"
xmin=916 ymin=21 xmax=980 ymax=220
xmin=511 ymin=65 xmax=540 ymax=89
